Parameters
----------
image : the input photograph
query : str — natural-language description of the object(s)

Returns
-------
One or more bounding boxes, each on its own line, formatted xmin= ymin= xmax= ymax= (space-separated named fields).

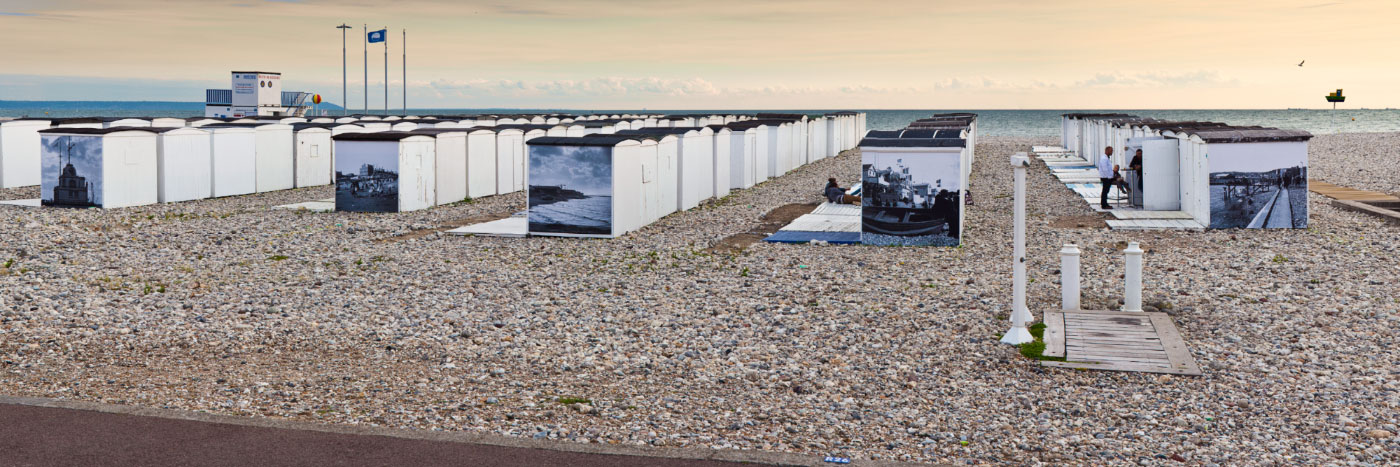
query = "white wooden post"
xmin=1002 ymin=153 xmax=1034 ymax=345
xmin=1060 ymin=244 xmax=1081 ymax=310
xmin=1123 ymin=241 xmax=1143 ymax=312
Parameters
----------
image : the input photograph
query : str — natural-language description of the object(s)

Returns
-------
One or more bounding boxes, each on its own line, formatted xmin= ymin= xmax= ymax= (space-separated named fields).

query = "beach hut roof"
xmin=289 ymin=123 xmax=345 ymax=131
xmin=859 ymin=137 xmax=966 ymax=148
xmin=50 ymin=117 xmax=106 ymax=125
xmin=1186 ymin=128 xmax=1313 ymax=143
xmin=39 ymin=127 xmax=158 ymax=135
xmin=527 ymin=135 xmax=655 ymax=146
xmin=202 ymin=122 xmax=291 ymax=129
xmin=409 ymin=128 xmax=470 ymax=136
xmin=333 ymin=131 xmax=429 ymax=142
xmin=493 ymin=124 xmax=557 ymax=131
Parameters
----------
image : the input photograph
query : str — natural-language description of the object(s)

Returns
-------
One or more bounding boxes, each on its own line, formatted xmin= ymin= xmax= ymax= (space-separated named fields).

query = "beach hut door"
xmin=1142 ymin=139 xmax=1181 ymax=211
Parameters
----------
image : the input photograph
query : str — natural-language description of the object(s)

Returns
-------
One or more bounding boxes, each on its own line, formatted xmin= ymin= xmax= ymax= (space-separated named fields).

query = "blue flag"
xmin=368 ymin=29 xmax=386 ymax=43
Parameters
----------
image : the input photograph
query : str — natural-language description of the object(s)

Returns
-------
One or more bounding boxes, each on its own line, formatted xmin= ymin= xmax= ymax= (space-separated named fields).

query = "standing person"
xmin=1098 ymin=146 xmax=1115 ymax=209
xmin=1129 ymin=148 xmax=1144 ymax=192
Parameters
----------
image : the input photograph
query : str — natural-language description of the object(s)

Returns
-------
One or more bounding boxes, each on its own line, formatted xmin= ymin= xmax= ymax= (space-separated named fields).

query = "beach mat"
xmin=763 ymin=231 xmax=862 ymax=244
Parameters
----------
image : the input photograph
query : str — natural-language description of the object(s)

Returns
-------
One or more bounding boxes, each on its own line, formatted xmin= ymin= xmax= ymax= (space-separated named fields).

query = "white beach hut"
xmin=463 ymin=127 xmax=498 ymax=199
xmin=0 ymin=119 xmax=52 ymax=188
xmin=290 ymin=124 xmax=333 ymax=188
xmin=150 ymin=117 xmax=187 ymax=128
xmin=332 ymin=132 xmax=436 ymax=213
xmin=858 ymin=133 xmax=966 ymax=247
xmin=724 ymin=124 xmax=758 ymax=190
xmin=102 ymin=118 xmax=152 ymax=128
xmin=617 ymin=127 xmax=713 ymax=211
xmin=705 ymin=125 xmax=733 ymax=199
xmin=391 ymin=122 xmax=419 ymax=132
xmin=359 ymin=122 xmax=392 ymax=133
xmin=411 ymin=129 xmax=469 ymax=205
xmin=151 ymin=127 xmax=212 ymax=203
xmin=525 ymin=135 xmax=649 ymax=238
xmin=186 ymin=118 xmax=227 ymax=128
xmin=494 ymin=128 xmax=525 ymax=194
xmin=53 ymin=118 xmax=105 ymax=129
xmin=38 ymin=127 xmax=158 ymax=209
xmin=204 ymin=126 xmax=257 ymax=197
xmin=205 ymin=123 xmax=294 ymax=193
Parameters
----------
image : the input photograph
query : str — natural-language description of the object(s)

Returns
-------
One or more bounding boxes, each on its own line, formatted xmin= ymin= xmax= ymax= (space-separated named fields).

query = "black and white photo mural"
xmin=861 ymin=152 xmax=962 ymax=246
xmin=528 ymin=145 xmax=613 ymax=236
xmin=335 ymin=141 xmax=400 ymax=213
xmin=40 ymin=134 xmax=101 ymax=208
xmin=1208 ymin=143 xmax=1308 ymax=229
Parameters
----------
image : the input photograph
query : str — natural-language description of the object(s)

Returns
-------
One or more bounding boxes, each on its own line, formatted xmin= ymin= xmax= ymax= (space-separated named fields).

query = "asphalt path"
xmin=0 ymin=403 xmax=769 ymax=467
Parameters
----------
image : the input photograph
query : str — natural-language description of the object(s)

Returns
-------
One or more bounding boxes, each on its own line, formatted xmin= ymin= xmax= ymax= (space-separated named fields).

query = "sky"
xmin=1 ymin=0 xmax=1397 ymax=109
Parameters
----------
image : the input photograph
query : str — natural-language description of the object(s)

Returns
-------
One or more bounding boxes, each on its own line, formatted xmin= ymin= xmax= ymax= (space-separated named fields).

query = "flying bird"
xmin=1298 ymin=60 xmax=1305 ymax=67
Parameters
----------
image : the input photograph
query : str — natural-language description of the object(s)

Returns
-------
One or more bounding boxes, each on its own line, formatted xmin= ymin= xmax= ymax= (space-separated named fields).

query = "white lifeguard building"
xmin=205 ymin=71 xmax=314 ymax=118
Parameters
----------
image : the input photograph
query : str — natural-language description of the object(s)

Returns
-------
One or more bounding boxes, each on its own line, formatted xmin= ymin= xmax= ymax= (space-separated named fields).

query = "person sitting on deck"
xmin=824 ymin=178 xmax=845 ymax=203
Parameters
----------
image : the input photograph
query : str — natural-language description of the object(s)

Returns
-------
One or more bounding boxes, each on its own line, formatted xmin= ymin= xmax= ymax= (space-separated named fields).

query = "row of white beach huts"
xmin=0 ymin=112 xmax=866 ymax=218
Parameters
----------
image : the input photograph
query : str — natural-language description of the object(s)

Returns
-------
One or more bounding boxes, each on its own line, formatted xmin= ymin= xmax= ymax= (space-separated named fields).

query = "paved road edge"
xmin=0 ymin=395 xmax=930 ymax=467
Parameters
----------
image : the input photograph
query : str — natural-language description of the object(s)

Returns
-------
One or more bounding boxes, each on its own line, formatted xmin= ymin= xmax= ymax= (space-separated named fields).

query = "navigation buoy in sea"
xmin=1325 ymin=89 xmax=1345 ymax=110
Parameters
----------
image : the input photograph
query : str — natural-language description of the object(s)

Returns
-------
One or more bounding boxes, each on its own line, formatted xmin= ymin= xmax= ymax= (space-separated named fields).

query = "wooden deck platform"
xmin=1309 ymin=181 xmax=1399 ymax=202
xmin=1041 ymin=310 xmax=1201 ymax=376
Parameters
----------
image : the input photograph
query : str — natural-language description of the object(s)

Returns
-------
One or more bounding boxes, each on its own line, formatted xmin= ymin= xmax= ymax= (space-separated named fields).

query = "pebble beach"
xmin=1 ymin=133 xmax=1397 ymax=465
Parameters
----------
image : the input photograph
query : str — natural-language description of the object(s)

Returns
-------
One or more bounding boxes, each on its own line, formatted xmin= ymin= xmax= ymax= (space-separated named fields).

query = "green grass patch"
xmin=267 ymin=255 xmax=290 ymax=261
xmin=1018 ymin=322 xmax=1065 ymax=362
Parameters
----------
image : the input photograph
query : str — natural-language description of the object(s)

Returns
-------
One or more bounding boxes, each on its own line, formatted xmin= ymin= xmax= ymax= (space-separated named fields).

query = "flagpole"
xmin=362 ymin=24 xmax=367 ymax=115
xmin=402 ymin=29 xmax=406 ymax=116
xmin=337 ymin=24 xmax=350 ymax=116
xmin=383 ymin=26 xmax=388 ymax=116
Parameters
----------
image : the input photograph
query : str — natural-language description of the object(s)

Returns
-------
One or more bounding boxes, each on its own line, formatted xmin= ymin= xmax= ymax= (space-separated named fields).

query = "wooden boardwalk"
xmin=1041 ymin=310 xmax=1201 ymax=376
xmin=1309 ymin=181 xmax=1399 ymax=202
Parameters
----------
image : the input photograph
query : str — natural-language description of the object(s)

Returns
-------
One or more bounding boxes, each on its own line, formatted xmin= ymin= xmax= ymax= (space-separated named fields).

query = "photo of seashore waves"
xmin=527 ymin=144 xmax=613 ymax=235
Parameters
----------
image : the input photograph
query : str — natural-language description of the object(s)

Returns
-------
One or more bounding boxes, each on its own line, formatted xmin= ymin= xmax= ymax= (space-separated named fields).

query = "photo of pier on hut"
xmin=1209 ymin=148 xmax=1308 ymax=229
xmin=861 ymin=153 xmax=962 ymax=246
xmin=40 ymin=134 xmax=102 ymax=208
xmin=334 ymin=143 xmax=400 ymax=213
xmin=527 ymin=145 xmax=613 ymax=236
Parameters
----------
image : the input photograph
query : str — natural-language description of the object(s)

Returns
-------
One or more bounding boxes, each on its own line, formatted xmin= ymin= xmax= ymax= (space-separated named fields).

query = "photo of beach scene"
xmin=40 ymin=134 xmax=102 ymax=208
xmin=528 ymin=145 xmax=612 ymax=236
xmin=1208 ymin=145 xmax=1308 ymax=229
xmin=334 ymin=141 xmax=399 ymax=213
xmin=861 ymin=152 xmax=961 ymax=246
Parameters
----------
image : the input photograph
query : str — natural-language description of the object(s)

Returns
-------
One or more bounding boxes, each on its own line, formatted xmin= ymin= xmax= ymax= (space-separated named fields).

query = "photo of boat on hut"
xmin=861 ymin=153 xmax=962 ymax=246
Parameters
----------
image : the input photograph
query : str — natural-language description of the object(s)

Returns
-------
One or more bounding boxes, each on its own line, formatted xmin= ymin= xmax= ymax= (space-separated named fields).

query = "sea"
xmin=3 ymin=101 xmax=1399 ymax=137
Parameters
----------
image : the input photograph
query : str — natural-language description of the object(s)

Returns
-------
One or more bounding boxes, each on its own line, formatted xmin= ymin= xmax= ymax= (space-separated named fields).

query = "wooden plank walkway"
xmin=1309 ymin=181 xmax=1399 ymax=202
xmin=1041 ymin=310 xmax=1202 ymax=376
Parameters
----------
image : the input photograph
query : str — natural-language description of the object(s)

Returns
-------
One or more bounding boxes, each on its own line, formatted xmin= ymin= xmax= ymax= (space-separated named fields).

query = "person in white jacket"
xmin=1097 ymin=146 xmax=1115 ymax=209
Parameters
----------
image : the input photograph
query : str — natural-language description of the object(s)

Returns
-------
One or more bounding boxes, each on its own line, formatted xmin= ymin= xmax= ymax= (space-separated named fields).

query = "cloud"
xmin=1073 ymin=71 xmax=1239 ymax=89
xmin=0 ymin=11 xmax=37 ymax=16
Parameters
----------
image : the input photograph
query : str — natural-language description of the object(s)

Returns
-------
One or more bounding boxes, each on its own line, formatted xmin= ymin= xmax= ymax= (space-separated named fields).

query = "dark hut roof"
xmin=527 ymin=135 xmax=655 ymax=146
xmin=332 ymin=131 xmax=430 ymax=142
xmin=859 ymin=137 xmax=966 ymax=148
xmin=39 ymin=127 xmax=158 ymax=135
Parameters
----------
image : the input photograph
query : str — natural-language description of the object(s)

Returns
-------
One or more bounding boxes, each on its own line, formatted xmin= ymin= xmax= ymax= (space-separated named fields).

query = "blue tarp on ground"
xmin=763 ymin=231 xmax=862 ymax=244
